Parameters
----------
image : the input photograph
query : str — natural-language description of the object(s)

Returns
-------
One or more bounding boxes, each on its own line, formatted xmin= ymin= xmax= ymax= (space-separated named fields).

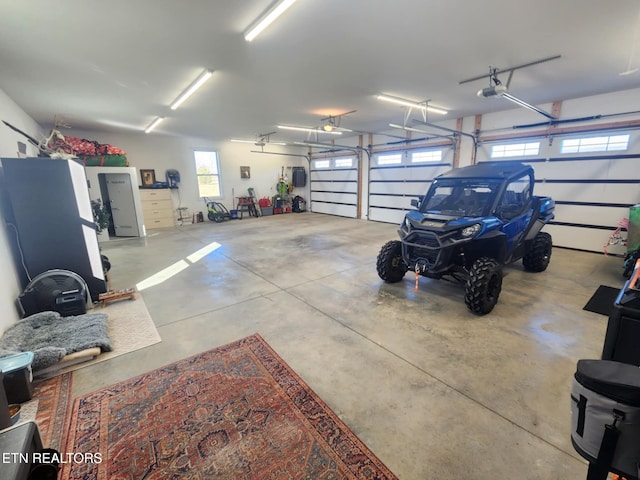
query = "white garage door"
xmin=477 ymin=133 xmax=640 ymax=254
xmin=368 ymin=148 xmax=453 ymax=224
xmin=309 ymin=156 xmax=358 ymax=218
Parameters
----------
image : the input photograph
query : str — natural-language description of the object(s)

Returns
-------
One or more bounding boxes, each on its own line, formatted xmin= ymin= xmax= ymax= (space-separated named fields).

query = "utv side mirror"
xmin=411 ymin=196 xmax=424 ymax=208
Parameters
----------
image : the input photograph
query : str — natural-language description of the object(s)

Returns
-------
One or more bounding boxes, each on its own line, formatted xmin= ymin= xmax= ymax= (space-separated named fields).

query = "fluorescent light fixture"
xmin=144 ymin=117 xmax=164 ymax=133
xmin=293 ymin=141 xmax=360 ymax=150
xmin=294 ymin=141 xmax=333 ymax=148
xmin=230 ymin=138 xmax=286 ymax=145
xmin=377 ymin=94 xmax=448 ymax=115
xmin=170 ymin=69 xmax=213 ymax=110
xmin=388 ymin=123 xmax=430 ymax=134
xmin=245 ymin=0 xmax=297 ymax=42
xmin=278 ymin=125 xmax=342 ymax=135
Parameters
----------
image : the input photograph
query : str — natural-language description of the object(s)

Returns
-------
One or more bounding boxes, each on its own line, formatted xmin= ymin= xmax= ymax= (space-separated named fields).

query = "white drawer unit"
xmin=139 ymin=189 xmax=175 ymax=228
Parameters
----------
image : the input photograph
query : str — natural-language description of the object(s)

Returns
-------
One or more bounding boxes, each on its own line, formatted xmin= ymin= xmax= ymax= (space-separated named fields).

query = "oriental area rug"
xmin=61 ymin=333 xmax=398 ymax=479
xmin=23 ymin=372 xmax=73 ymax=451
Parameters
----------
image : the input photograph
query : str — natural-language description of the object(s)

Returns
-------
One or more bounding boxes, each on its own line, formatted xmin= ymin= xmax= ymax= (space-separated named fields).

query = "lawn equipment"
xmin=204 ymin=198 xmax=231 ymax=223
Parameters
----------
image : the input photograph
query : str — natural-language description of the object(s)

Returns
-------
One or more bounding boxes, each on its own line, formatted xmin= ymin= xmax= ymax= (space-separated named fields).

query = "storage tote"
xmin=571 ymin=359 xmax=640 ymax=479
xmin=0 ymin=351 xmax=35 ymax=404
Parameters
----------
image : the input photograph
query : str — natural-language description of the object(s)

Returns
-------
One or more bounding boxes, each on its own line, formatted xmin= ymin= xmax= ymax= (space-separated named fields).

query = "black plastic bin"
xmin=602 ymin=279 xmax=640 ymax=365
xmin=0 ymin=352 xmax=35 ymax=404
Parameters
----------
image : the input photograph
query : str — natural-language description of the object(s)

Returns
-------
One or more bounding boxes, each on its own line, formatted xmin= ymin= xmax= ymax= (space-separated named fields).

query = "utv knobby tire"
xmin=207 ymin=211 xmax=217 ymax=222
xmin=464 ymin=257 xmax=503 ymax=315
xmin=523 ymin=232 xmax=552 ymax=272
xmin=376 ymin=240 xmax=407 ymax=283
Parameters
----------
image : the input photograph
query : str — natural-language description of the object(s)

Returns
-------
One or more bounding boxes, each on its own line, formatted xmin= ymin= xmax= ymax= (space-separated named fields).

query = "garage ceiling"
xmin=2 ymin=0 xmax=640 ymax=145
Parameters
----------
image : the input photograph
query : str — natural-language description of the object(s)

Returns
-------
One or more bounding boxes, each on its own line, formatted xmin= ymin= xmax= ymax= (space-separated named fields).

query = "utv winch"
xmin=376 ymin=162 xmax=555 ymax=315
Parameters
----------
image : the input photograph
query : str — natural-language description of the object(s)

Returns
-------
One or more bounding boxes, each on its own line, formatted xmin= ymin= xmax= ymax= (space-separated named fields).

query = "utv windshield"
xmin=421 ymin=180 xmax=500 ymax=217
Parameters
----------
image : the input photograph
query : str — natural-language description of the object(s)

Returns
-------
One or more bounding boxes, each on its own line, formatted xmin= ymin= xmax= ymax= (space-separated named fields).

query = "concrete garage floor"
xmin=71 ymin=213 xmax=624 ymax=479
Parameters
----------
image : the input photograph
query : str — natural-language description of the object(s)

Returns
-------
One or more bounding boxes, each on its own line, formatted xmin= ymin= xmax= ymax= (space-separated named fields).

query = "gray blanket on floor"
xmin=0 ymin=311 xmax=111 ymax=371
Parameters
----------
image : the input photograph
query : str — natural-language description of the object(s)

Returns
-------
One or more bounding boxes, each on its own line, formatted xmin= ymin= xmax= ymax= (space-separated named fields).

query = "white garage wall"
xmin=65 ymin=129 xmax=309 ymax=219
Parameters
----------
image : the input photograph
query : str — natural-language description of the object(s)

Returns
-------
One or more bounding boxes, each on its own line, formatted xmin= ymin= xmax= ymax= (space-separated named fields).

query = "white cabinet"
xmin=140 ymin=189 xmax=175 ymax=229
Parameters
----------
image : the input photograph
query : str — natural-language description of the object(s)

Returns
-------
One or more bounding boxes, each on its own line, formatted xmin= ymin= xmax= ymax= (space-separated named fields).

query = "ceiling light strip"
xmin=278 ymin=125 xmax=342 ymax=135
xmin=388 ymin=123 xmax=429 ymax=134
xmin=377 ymin=94 xmax=448 ymax=115
xmin=170 ymin=69 xmax=213 ymax=110
xmin=144 ymin=117 xmax=164 ymax=134
xmin=230 ymin=139 xmax=287 ymax=145
xmin=293 ymin=141 xmax=361 ymax=151
xmin=244 ymin=0 xmax=297 ymax=42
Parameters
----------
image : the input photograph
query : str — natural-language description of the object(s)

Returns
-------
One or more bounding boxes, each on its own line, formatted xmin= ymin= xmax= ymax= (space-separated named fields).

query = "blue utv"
xmin=376 ymin=162 xmax=555 ymax=315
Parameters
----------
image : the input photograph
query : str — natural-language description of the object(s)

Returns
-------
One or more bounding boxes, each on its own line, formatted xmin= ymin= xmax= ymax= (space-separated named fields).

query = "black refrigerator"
xmin=1 ymin=157 xmax=107 ymax=301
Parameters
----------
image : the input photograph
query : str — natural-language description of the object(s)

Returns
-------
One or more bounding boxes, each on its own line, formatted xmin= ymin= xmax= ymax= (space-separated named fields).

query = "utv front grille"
xmin=404 ymin=232 xmax=441 ymax=264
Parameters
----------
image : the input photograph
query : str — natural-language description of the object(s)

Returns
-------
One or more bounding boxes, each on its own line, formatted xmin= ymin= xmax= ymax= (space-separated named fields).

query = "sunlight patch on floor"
xmin=136 ymin=241 xmax=221 ymax=291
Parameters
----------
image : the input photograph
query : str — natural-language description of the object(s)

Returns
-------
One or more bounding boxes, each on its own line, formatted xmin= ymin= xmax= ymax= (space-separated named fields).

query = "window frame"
xmin=490 ymin=142 xmax=540 ymax=158
xmin=313 ymin=159 xmax=331 ymax=169
xmin=560 ymin=134 xmax=630 ymax=154
xmin=333 ymin=156 xmax=354 ymax=168
xmin=376 ymin=153 xmax=402 ymax=166
xmin=411 ymin=149 xmax=443 ymax=163
xmin=193 ymin=149 xmax=222 ymax=198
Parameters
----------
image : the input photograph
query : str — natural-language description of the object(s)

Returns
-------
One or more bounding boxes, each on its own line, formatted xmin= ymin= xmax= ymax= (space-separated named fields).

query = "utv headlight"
xmin=404 ymin=217 xmax=411 ymax=230
xmin=461 ymin=224 xmax=481 ymax=237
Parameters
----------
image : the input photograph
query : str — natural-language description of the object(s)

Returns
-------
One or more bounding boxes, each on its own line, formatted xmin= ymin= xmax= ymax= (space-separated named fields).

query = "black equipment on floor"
xmin=0 ymin=421 xmax=46 ymax=480
xmin=571 ymin=259 xmax=640 ymax=479
xmin=18 ymin=270 xmax=89 ymax=317
xmin=602 ymin=261 xmax=640 ymax=365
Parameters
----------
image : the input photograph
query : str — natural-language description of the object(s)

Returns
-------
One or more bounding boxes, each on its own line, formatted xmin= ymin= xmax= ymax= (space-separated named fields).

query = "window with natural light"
xmin=560 ymin=134 xmax=630 ymax=154
xmin=194 ymin=150 xmax=221 ymax=198
xmin=334 ymin=157 xmax=354 ymax=168
xmin=377 ymin=153 xmax=402 ymax=165
xmin=412 ymin=150 xmax=442 ymax=163
xmin=314 ymin=159 xmax=330 ymax=169
xmin=491 ymin=142 xmax=540 ymax=158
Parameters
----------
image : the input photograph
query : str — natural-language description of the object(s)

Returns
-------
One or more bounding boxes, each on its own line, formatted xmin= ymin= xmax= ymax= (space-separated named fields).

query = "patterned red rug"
xmin=61 ymin=334 xmax=398 ymax=479
xmin=32 ymin=372 xmax=73 ymax=451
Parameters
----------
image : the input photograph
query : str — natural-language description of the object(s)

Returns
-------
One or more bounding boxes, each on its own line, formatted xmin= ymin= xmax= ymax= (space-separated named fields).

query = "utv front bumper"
xmin=399 ymin=228 xmax=474 ymax=276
